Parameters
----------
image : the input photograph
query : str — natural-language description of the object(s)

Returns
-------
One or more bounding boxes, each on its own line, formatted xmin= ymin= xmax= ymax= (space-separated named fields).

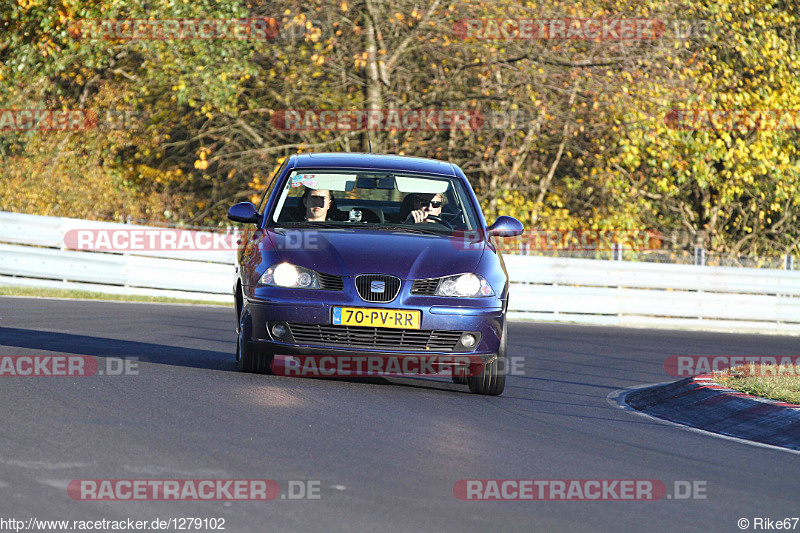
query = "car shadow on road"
xmin=0 ymin=327 xmax=472 ymax=393
xmin=0 ymin=326 xmax=233 ymax=371
xmin=0 ymin=327 xmax=518 ymax=395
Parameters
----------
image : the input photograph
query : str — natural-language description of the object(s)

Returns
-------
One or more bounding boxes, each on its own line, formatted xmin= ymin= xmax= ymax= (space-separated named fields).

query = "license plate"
xmin=332 ymin=307 xmax=421 ymax=329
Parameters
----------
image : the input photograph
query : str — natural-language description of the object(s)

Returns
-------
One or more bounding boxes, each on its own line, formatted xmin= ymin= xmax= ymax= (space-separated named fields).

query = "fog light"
xmin=461 ymin=333 xmax=476 ymax=348
xmin=271 ymin=323 xmax=287 ymax=338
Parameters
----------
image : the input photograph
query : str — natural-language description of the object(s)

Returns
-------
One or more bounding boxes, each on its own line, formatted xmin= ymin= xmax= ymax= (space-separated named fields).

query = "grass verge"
xmin=715 ymin=364 xmax=800 ymax=404
xmin=0 ymin=285 xmax=231 ymax=306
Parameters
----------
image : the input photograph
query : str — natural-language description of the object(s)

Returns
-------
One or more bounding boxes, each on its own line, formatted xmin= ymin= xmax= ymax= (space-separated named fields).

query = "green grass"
xmin=715 ymin=364 xmax=800 ymax=404
xmin=0 ymin=285 xmax=232 ymax=306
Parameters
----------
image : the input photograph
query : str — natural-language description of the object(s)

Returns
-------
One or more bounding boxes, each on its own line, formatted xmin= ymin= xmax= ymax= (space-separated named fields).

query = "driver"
xmin=302 ymin=188 xmax=333 ymax=221
xmin=407 ymin=193 xmax=444 ymax=224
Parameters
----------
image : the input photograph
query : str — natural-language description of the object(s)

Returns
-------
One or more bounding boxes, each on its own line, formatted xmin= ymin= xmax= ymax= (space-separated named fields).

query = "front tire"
xmin=467 ymin=321 xmax=507 ymax=396
xmin=236 ymin=298 xmax=274 ymax=374
xmin=451 ymin=371 xmax=467 ymax=385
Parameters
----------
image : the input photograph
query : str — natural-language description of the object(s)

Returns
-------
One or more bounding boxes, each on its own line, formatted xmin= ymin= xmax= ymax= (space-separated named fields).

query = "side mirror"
xmin=488 ymin=216 xmax=524 ymax=237
xmin=227 ymin=202 xmax=261 ymax=224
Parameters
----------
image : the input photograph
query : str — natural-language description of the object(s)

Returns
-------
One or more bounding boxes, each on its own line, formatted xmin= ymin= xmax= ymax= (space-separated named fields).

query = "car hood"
xmin=266 ymin=228 xmax=485 ymax=279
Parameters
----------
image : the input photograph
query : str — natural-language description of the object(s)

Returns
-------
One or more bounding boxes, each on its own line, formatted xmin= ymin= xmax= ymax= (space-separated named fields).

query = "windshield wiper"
xmin=367 ymin=224 xmax=447 ymax=235
xmin=276 ymin=221 xmax=349 ymax=229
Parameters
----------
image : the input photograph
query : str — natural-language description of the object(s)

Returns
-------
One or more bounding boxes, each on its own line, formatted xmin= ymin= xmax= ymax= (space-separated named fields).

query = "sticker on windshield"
xmin=291 ymin=174 xmax=318 ymax=188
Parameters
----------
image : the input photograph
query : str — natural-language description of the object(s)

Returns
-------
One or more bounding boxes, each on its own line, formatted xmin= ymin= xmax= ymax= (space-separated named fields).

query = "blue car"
xmin=227 ymin=153 xmax=523 ymax=395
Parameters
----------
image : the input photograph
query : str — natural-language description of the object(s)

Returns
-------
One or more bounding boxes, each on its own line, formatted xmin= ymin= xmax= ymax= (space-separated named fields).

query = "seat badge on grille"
xmin=356 ymin=274 xmax=399 ymax=302
xmin=370 ymin=281 xmax=386 ymax=293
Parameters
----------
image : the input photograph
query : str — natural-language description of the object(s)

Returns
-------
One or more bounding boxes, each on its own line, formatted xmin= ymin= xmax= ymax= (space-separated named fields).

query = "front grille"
xmin=317 ymin=272 xmax=344 ymax=291
xmin=355 ymin=274 xmax=401 ymax=302
xmin=411 ymin=278 xmax=439 ymax=295
xmin=287 ymin=323 xmax=463 ymax=351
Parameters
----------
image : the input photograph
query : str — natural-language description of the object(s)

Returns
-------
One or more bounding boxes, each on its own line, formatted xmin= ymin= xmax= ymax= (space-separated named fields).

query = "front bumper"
xmin=241 ymin=287 xmax=504 ymax=362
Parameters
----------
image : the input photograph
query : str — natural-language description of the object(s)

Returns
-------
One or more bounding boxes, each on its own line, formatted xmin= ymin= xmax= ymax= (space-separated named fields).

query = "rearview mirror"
xmin=356 ymin=176 xmax=396 ymax=189
xmin=227 ymin=202 xmax=261 ymax=224
xmin=488 ymin=216 xmax=524 ymax=237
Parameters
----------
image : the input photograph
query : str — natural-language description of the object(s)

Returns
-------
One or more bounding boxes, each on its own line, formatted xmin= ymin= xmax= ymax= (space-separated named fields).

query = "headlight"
xmin=435 ymin=273 xmax=494 ymax=297
xmin=259 ymin=263 xmax=319 ymax=289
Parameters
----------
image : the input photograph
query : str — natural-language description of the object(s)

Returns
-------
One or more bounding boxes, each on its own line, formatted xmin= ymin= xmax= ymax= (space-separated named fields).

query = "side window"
xmin=257 ymin=158 xmax=287 ymax=214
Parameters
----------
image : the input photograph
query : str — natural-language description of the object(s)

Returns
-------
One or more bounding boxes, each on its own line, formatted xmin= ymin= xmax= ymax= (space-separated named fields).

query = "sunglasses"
xmin=416 ymin=199 xmax=443 ymax=208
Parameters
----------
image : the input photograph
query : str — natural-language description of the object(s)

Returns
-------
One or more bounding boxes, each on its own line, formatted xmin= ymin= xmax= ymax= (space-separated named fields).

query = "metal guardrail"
xmin=2 ymin=211 xmax=799 ymax=333
xmin=504 ymin=255 xmax=800 ymax=334
xmin=0 ymin=212 xmax=235 ymax=302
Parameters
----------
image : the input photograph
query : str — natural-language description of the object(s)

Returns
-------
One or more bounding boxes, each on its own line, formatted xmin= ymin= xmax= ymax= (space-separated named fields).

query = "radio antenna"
xmin=367 ymin=129 xmax=373 ymax=153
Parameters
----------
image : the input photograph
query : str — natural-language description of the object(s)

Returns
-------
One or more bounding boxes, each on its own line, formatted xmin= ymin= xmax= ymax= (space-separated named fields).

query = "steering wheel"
xmin=425 ymin=214 xmax=453 ymax=229
xmin=405 ymin=213 xmax=453 ymax=229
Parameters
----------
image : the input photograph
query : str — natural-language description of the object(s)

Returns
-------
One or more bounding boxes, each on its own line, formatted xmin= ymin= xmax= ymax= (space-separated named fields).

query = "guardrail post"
xmin=695 ymin=244 xmax=706 ymax=321
xmin=785 ymin=254 xmax=794 ymax=271
xmin=612 ymin=243 xmax=623 ymax=261
xmin=694 ymin=246 xmax=705 ymax=266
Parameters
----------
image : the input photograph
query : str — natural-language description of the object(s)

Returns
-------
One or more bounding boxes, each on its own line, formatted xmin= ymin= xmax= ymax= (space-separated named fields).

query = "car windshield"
xmin=268 ymin=170 xmax=480 ymax=233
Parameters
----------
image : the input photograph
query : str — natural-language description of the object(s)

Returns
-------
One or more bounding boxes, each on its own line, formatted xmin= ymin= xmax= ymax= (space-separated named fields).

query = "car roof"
xmin=291 ymin=152 xmax=458 ymax=176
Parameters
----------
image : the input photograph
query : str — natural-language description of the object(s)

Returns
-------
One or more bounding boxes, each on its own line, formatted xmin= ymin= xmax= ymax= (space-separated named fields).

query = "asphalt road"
xmin=0 ymin=296 xmax=798 ymax=533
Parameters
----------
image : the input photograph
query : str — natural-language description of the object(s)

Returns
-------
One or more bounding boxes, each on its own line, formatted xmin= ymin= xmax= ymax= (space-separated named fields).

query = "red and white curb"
xmin=610 ymin=376 xmax=800 ymax=452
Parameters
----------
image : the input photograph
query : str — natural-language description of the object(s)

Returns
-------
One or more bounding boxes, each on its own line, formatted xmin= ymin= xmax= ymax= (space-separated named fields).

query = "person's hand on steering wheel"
xmin=408 ymin=209 xmax=430 ymax=224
